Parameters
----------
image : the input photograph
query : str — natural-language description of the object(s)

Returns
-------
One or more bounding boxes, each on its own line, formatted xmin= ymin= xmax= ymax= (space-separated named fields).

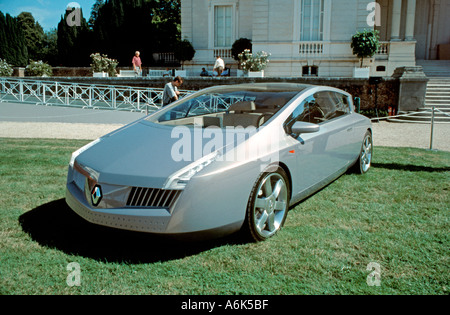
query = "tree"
xmin=0 ymin=11 xmax=28 ymax=66
xmin=17 ymin=12 xmax=45 ymax=61
xmin=351 ymin=29 xmax=380 ymax=68
xmin=231 ymin=38 xmax=252 ymax=61
xmin=88 ymin=0 xmax=105 ymax=29
xmin=92 ymin=0 xmax=181 ymax=66
xmin=41 ymin=29 xmax=59 ymax=66
xmin=174 ymin=39 xmax=195 ymax=69
xmin=57 ymin=7 xmax=91 ymax=66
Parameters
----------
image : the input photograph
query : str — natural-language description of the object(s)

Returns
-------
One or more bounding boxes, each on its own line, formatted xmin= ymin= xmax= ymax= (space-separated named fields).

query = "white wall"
xmin=181 ymin=0 xmax=419 ymax=77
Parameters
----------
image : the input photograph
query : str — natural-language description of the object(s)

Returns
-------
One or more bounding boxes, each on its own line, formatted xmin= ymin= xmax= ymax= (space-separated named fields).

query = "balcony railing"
xmin=377 ymin=42 xmax=389 ymax=55
xmin=297 ymin=41 xmax=390 ymax=58
xmin=214 ymin=48 xmax=233 ymax=59
xmin=299 ymin=42 xmax=324 ymax=55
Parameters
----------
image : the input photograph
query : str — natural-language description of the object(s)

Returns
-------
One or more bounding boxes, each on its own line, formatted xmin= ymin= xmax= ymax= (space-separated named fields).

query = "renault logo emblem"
xmin=91 ymin=185 xmax=102 ymax=207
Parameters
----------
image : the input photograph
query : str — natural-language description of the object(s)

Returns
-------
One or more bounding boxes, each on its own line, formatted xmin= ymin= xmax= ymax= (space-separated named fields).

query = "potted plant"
xmin=351 ymin=29 xmax=380 ymax=78
xmin=90 ymin=53 xmax=118 ymax=77
xmin=238 ymin=49 xmax=271 ymax=77
xmin=232 ymin=38 xmax=252 ymax=77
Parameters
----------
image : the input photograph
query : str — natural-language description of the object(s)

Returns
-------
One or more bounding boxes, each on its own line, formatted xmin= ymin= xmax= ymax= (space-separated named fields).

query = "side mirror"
xmin=291 ymin=121 xmax=320 ymax=136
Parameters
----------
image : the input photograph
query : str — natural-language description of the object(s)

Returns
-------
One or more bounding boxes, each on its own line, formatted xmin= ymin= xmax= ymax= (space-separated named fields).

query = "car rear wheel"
xmin=354 ymin=130 xmax=373 ymax=174
xmin=244 ymin=166 xmax=290 ymax=242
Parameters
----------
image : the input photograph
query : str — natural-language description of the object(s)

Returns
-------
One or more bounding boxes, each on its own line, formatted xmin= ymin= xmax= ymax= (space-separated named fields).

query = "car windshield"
xmin=146 ymin=84 xmax=309 ymax=129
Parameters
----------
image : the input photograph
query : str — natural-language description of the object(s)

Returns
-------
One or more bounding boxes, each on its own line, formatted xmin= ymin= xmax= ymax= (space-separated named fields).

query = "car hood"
xmin=75 ymin=120 xmax=261 ymax=188
xmin=75 ymin=121 xmax=199 ymax=188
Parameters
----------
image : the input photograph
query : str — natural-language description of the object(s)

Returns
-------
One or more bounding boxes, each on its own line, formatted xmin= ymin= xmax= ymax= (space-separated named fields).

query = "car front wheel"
xmin=244 ymin=166 xmax=290 ymax=242
xmin=354 ymin=130 xmax=373 ymax=174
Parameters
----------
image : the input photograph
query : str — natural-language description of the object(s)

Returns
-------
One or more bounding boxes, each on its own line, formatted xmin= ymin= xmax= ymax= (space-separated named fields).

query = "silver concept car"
xmin=66 ymin=83 xmax=373 ymax=241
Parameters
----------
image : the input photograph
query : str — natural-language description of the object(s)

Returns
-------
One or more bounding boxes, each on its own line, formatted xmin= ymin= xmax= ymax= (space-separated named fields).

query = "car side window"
xmin=332 ymin=92 xmax=351 ymax=115
xmin=313 ymin=91 xmax=351 ymax=123
xmin=313 ymin=92 xmax=336 ymax=122
xmin=284 ymin=91 xmax=352 ymax=133
xmin=284 ymin=96 xmax=312 ymax=133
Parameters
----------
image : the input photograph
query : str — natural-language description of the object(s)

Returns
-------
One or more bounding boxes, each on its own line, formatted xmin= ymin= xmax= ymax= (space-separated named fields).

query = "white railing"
xmin=0 ymin=78 xmax=194 ymax=113
xmin=299 ymin=42 xmax=324 ymax=55
xmin=297 ymin=41 xmax=390 ymax=57
xmin=377 ymin=42 xmax=389 ymax=55
xmin=153 ymin=52 xmax=177 ymax=64
xmin=214 ymin=48 xmax=233 ymax=59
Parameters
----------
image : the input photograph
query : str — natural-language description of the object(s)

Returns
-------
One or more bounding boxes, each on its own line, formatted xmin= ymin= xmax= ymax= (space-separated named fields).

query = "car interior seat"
xmin=223 ymin=101 xmax=265 ymax=128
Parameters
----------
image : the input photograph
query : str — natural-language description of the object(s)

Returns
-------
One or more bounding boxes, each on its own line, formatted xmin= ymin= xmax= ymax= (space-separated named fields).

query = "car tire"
xmin=243 ymin=166 xmax=290 ymax=242
xmin=353 ymin=130 xmax=373 ymax=174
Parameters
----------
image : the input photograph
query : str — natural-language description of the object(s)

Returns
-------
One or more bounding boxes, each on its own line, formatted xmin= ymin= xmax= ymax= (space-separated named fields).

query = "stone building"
xmin=180 ymin=0 xmax=450 ymax=78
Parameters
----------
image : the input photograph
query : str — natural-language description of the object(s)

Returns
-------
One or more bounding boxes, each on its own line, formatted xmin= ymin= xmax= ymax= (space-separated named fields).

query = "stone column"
xmin=405 ymin=0 xmax=417 ymax=40
xmin=392 ymin=66 xmax=429 ymax=112
xmin=391 ymin=0 xmax=402 ymax=41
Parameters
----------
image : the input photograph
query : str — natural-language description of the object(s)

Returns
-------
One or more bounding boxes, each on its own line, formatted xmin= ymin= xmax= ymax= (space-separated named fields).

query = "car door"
xmin=284 ymin=94 xmax=327 ymax=196
xmin=308 ymin=91 xmax=359 ymax=176
xmin=285 ymin=90 xmax=356 ymax=197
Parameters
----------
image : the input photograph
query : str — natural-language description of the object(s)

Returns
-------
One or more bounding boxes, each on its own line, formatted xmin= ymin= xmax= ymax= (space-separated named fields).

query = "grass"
xmin=0 ymin=138 xmax=448 ymax=295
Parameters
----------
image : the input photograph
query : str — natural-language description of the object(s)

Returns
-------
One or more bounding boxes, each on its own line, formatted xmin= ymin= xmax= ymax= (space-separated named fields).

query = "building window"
xmin=301 ymin=0 xmax=324 ymax=41
xmin=214 ymin=5 xmax=233 ymax=47
xmin=302 ymin=65 xmax=319 ymax=77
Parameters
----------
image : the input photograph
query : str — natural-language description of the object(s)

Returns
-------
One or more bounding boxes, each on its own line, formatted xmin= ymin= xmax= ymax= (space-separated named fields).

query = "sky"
xmin=0 ymin=0 xmax=97 ymax=30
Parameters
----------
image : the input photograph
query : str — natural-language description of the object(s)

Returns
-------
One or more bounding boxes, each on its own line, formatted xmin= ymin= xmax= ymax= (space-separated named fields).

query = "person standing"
xmin=213 ymin=56 xmax=225 ymax=76
xmin=163 ymin=76 xmax=183 ymax=106
xmin=132 ymin=51 xmax=142 ymax=76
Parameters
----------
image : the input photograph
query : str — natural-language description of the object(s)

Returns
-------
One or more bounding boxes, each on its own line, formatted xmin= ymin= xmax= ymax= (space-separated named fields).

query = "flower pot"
xmin=247 ymin=70 xmax=264 ymax=78
xmin=93 ymin=72 xmax=108 ymax=78
xmin=353 ymin=67 xmax=370 ymax=78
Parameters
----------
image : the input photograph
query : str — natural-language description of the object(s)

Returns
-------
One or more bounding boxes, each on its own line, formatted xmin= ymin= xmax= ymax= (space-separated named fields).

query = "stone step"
xmin=424 ymin=78 xmax=450 ymax=119
xmin=426 ymin=107 xmax=450 ymax=111
xmin=424 ymin=106 xmax=450 ymax=112
xmin=426 ymin=94 xmax=450 ymax=97
xmin=426 ymin=83 xmax=450 ymax=87
xmin=425 ymin=103 xmax=450 ymax=108
xmin=427 ymin=82 xmax=450 ymax=86
xmin=427 ymin=85 xmax=450 ymax=88
xmin=427 ymin=77 xmax=450 ymax=80
xmin=425 ymin=98 xmax=450 ymax=106
xmin=426 ymin=91 xmax=450 ymax=94
xmin=426 ymin=95 xmax=450 ymax=99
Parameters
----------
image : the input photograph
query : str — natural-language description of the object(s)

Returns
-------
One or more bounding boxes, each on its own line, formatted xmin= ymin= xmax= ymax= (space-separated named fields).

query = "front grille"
xmin=126 ymin=187 xmax=182 ymax=209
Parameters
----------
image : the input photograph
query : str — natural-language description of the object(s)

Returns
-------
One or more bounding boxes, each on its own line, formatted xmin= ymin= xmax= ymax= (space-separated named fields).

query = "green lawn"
xmin=0 ymin=138 xmax=448 ymax=295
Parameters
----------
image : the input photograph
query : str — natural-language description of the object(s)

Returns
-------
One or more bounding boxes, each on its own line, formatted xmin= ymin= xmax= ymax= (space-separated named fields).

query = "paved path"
xmin=0 ymin=102 xmax=145 ymax=124
xmin=1 ymin=101 xmax=449 ymax=151
xmin=0 ymin=102 xmax=145 ymax=140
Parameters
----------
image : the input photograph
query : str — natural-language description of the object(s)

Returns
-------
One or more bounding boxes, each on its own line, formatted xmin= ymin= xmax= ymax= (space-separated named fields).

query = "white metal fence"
xmin=0 ymin=78 xmax=194 ymax=114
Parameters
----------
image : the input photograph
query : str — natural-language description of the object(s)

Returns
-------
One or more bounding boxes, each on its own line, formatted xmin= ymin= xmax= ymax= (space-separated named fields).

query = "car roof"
xmin=203 ymin=82 xmax=315 ymax=93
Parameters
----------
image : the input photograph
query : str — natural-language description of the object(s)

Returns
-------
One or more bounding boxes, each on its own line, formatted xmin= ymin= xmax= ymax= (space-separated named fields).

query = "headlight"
xmin=164 ymin=151 xmax=222 ymax=190
xmin=69 ymin=138 xmax=102 ymax=167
